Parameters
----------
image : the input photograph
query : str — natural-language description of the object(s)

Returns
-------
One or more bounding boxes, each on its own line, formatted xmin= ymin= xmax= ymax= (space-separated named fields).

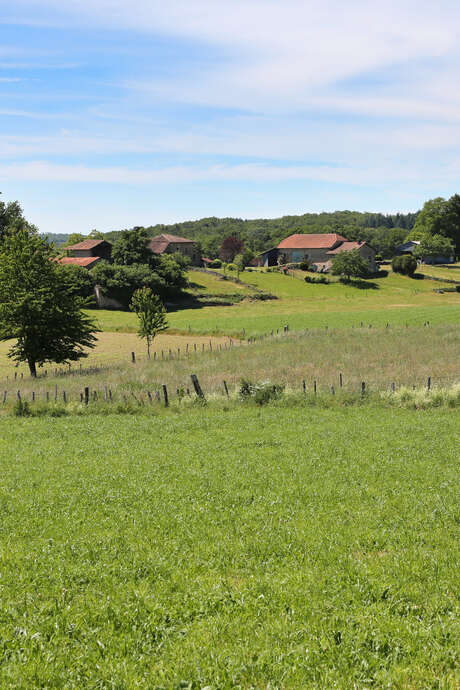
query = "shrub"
xmin=305 ymin=274 xmax=330 ymax=284
xmin=209 ymin=259 xmax=222 ymax=268
xmin=392 ymin=254 xmax=417 ymax=276
xmin=227 ymin=263 xmax=236 ymax=271
xmin=298 ymin=261 xmax=310 ymax=271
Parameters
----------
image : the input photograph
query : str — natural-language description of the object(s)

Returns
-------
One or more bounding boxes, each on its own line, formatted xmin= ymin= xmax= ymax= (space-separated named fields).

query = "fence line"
xmin=0 ymin=318 xmax=439 ymax=384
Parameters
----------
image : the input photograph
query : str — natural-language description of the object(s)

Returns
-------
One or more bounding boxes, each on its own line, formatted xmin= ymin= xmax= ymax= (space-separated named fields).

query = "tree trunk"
xmin=28 ymin=359 xmax=37 ymax=377
xmin=147 ymin=337 xmax=151 ymax=359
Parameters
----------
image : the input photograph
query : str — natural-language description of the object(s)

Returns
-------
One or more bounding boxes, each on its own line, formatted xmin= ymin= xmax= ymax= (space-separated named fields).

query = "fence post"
xmin=427 ymin=376 xmax=431 ymax=391
xmin=391 ymin=382 xmax=395 ymax=393
xmin=361 ymin=381 xmax=366 ymax=395
xmin=223 ymin=380 xmax=229 ymax=398
xmin=302 ymin=380 xmax=306 ymax=394
xmin=339 ymin=373 xmax=343 ymax=388
xmin=191 ymin=374 xmax=205 ymax=400
xmin=84 ymin=387 xmax=89 ymax=405
xmin=313 ymin=380 xmax=317 ymax=395
xmin=162 ymin=384 xmax=169 ymax=407
xmin=131 ymin=352 xmax=136 ymax=363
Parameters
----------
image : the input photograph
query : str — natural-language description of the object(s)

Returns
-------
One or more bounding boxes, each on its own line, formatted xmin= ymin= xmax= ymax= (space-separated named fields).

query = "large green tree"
xmin=410 ymin=195 xmax=460 ymax=254
xmin=330 ymin=249 xmax=370 ymax=281
xmin=112 ymin=227 xmax=151 ymax=265
xmin=0 ymin=195 xmax=35 ymax=241
xmin=413 ymin=234 xmax=455 ymax=262
xmin=0 ymin=230 xmax=98 ymax=376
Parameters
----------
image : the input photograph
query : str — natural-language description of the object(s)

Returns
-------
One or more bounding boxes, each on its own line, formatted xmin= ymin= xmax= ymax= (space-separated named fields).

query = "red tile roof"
xmin=277 ymin=233 xmax=347 ymax=249
xmin=56 ymin=256 xmax=101 ymax=267
xmin=148 ymin=238 xmax=170 ymax=254
xmin=327 ymin=241 xmax=365 ymax=255
xmin=64 ymin=239 xmax=108 ymax=251
xmin=148 ymin=233 xmax=195 ymax=254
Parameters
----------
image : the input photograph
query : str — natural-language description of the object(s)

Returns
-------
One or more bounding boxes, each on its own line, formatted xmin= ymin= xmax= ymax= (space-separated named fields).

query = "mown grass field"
xmin=0 ymin=405 xmax=458 ymax=688
xmin=87 ymin=269 xmax=460 ymax=338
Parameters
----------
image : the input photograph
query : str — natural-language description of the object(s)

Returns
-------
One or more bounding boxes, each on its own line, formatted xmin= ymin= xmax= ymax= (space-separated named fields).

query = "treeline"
xmin=101 ymin=210 xmax=418 ymax=259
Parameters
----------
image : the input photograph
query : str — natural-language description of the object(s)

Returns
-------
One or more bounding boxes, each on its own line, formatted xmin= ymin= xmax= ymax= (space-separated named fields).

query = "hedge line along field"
xmin=0 ymin=324 xmax=459 ymax=405
xmin=0 ymin=405 xmax=458 ymax=687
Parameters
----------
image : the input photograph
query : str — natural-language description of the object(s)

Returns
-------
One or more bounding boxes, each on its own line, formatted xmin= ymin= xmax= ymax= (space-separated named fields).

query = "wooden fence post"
xmin=223 ymin=380 xmax=229 ymax=398
xmin=302 ymin=380 xmax=306 ymax=394
xmin=84 ymin=387 xmax=89 ymax=405
xmin=361 ymin=381 xmax=366 ymax=395
xmin=313 ymin=380 xmax=317 ymax=395
xmin=427 ymin=376 xmax=431 ymax=391
xmin=191 ymin=374 xmax=205 ymax=400
xmin=131 ymin=352 xmax=136 ymax=363
xmin=162 ymin=384 xmax=169 ymax=407
xmin=339 ymin=373 xmax=343 ymax=388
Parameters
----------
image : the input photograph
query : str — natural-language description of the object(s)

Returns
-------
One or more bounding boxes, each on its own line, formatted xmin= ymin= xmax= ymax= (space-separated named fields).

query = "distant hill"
xmin=39 ymin=210 xmax=418 ymax=258
xmin=40 ymin=233 xmax=69 ymax=247
xmin=104 ymin=210 xmax=418 ymax=259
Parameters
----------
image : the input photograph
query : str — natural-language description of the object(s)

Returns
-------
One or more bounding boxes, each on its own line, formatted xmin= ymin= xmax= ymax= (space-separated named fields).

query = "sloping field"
xmin=88 ymin=269 xmax=460 ymax=337
xmin=0 ymin=406 xmax=458 ymax=687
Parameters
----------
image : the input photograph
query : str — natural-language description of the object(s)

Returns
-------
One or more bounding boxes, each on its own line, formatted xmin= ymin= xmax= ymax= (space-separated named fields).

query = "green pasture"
xmin=0 ymin=405 xmax=458 ymax=687
xmin=90 ymin=269 xmax=460 ymax=337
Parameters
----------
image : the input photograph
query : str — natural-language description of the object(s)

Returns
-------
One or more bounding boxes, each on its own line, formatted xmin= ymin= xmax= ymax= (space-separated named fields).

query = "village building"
xmin=56 ymin=239 xmax=113 ymax=269
xmin=395 ymin=240 xmax=454 ymax=264
xmin=255 ymin=233 xmax=377 ymax=272
xmin=148 ymin=233 xmax=201 ymax=265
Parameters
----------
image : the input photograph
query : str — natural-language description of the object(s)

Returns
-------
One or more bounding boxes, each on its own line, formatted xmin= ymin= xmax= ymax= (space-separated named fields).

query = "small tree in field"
xmin=331 ymin=249 xmax=370 ymax=281
xmin=130 ymin=287 xmax=167 ymax=358
xmin=0 ymin=230 xmax=98 ymax=376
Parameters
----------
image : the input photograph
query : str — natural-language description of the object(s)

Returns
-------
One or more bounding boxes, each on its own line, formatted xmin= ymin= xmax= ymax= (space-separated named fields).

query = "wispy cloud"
xmin=1 ymin=1 xmax=460 ymax=233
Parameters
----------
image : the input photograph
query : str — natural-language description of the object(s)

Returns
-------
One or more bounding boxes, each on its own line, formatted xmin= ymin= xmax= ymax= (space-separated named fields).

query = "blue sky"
xmin=1 ymin=0 xmax=460 ymax=234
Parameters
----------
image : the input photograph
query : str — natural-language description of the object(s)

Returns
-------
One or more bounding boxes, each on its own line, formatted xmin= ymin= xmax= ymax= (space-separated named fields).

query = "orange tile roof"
xmin=56 ymin=256 xmax=101 ymax=267
xmin=277 ymin=233 xmax=347 ymax=249
xmin=64 ymin=239 xmax=108 ymax=251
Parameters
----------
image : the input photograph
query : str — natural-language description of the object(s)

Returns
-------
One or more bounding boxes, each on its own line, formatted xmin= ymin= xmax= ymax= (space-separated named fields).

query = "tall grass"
xmin=1 ymin=324 xmax=459 ymax=409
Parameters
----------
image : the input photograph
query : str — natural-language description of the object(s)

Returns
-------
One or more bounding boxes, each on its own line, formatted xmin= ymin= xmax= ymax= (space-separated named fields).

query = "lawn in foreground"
xmin=0 ymin=406 xmax=458 ymax=687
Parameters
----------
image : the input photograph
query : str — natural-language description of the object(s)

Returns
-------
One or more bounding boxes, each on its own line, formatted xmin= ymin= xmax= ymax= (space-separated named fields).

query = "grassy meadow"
xmin=0 ymin=405 xmax=458 ymax=687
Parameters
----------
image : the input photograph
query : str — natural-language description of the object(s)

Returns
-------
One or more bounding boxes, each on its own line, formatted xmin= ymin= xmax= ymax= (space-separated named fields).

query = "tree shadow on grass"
xmin=341 ymin=278 xmax=379 ymax=290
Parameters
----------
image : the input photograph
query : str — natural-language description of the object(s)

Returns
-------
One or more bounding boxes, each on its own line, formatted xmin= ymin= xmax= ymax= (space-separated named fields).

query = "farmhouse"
xmin=395 ymin=240 xmax=454 ymax=264
xmin=256 ymin=233 xmax=377 ymax=272
xmin=57 ymin=239 xmax=113 ymax=269
xmin=148 ymin=233 xmax=201 ymax=265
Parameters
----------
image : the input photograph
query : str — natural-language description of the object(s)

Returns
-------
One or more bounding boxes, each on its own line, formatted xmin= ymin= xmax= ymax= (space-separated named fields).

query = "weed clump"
xmin=12 ymin=399 xmax=32 ymax=417
xmin=239 ymin=378 xmax=284 ymax=405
